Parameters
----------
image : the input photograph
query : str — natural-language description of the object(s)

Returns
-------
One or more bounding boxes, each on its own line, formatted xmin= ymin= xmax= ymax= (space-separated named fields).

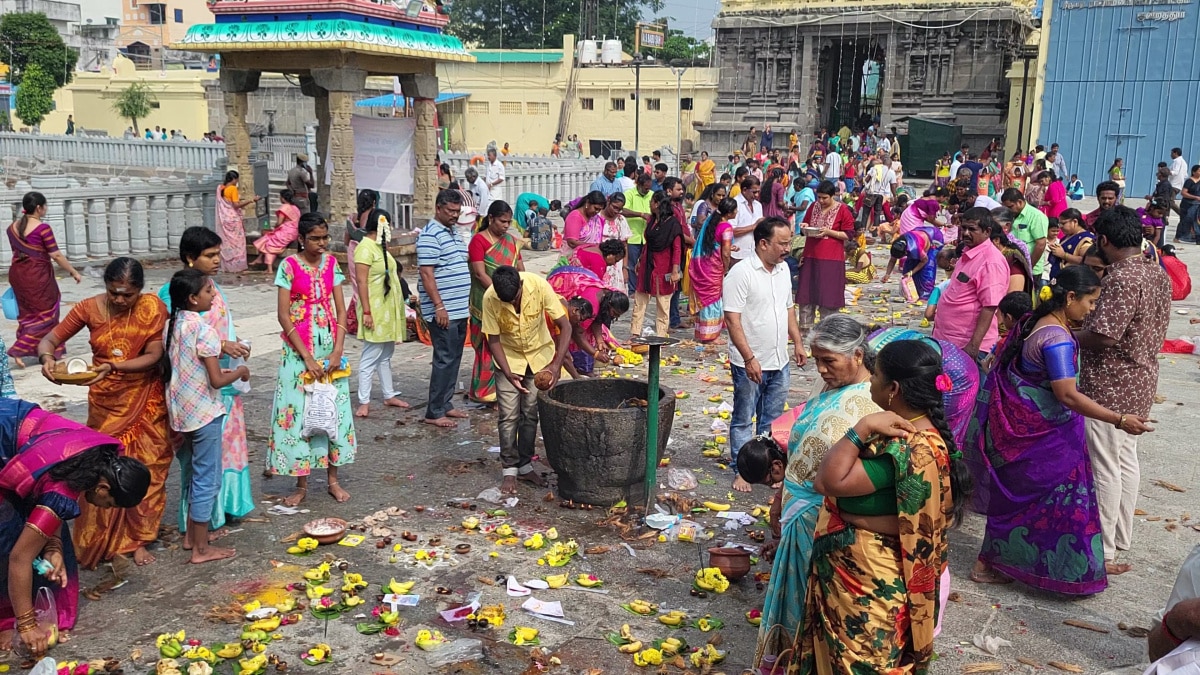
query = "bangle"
xmin=39 ymin=354 xmax=53 ymax=365
xmin=844 ymin=427 xmax=866 ymax=451
xmin=15 ymin=608 xmax=37 ymax=632
xmin=1163 ymin=613 xmax=1186 ymax=647
xmin=286 ymin=327 xmax=297 ymax=337
xmin=1116 ymin=414 xmax=1126 ymax=430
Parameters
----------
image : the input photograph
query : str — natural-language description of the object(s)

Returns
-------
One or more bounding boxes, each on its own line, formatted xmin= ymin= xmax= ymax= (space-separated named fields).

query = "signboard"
xmin=636 ymin=23 xmax=665 ymax=51
xmin=325 ymin=115 xmax=415 ymax=195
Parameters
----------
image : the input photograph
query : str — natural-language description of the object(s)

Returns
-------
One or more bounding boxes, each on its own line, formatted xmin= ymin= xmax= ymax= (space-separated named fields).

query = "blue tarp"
xmin=355 ymin=92 xmax=469 ymax=107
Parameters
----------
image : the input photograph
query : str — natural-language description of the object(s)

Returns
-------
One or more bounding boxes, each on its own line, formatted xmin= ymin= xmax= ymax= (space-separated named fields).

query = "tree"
xmin=448 ymin=0 xmax=663 ymax=50
xmin=0 ymin=13 xmax=79 ymax=88
xmin=14 ymin=63 xmax=55 ymax=128
xmin=112 ymin=82 xmax=155 ymax=135
xmin=655 ymin=29 xmax=711 ymax=64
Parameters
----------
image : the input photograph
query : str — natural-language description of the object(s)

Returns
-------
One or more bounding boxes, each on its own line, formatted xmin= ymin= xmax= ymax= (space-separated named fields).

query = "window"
xmin=580 ymin=97 xmax=594 ymax=111
xmin=646 ymin=98 xmax=661 ymax=111
xmin=526 ymin=101 xmax=549 ymax=115
xmin=611 ymin=98 xmax=625 ymax=111
xmin=467 ymin=101 xmax=489 ymax=115
xmin=680 ymin=97 xmax=694 ymax=111
xmin=174 ymin=8 xmax=183 ymax=22
xmin=147 ymin=3 xmax=165 ymax=24
xmin=499 ymin=101 xmax=523 ymax=115
xmin=150 ymin=101 xmax=160 ymax=109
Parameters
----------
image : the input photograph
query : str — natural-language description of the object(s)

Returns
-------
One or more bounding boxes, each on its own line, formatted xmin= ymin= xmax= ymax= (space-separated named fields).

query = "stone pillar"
xmin=110 ymin=195 xmax=130 ymax=255
xmin=62 ymin=198 xmax=86 ymax=262
xmin=87 ymin=196 xmax=110 ymax=258
xmin=220 ymin=68 xmax=261 ymax=231
xmin=167 ymin=193 xmax=186 ymax=248
xmin=401 ymin=74 xmax=439 ymax=225
xmin=184 ymin=192 xmax=203 ymax=234
xmin=148 ymin=189 xmax=168 ymax=252
xmin=310 ymin=68 xmax=366 ymax=233
xmin=130 ymin=195 xmax=150 ymax=254
xmin=301 ymin=75 xmax=331 ymax=217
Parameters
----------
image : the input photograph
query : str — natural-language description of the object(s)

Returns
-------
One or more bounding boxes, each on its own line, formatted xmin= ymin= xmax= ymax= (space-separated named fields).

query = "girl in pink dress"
xmin=251 ymin=189 xmax=301 ymax=272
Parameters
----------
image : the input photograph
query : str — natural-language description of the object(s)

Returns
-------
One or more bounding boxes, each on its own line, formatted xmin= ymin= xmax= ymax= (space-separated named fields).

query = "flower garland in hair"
xmin=1038 ymin=277 xmax=1056 ymax=303
xmin=935 ymin=373 xmax=953 ymax=393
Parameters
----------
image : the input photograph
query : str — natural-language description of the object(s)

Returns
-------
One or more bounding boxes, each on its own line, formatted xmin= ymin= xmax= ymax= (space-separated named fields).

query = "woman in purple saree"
xmin=0 ymin=398 xmax=149 ymax=657
xmin=967 ymin=267 xmax=1151 ymax=593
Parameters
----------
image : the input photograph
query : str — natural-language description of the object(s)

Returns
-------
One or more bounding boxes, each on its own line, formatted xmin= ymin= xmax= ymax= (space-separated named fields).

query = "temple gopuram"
xmin=699 ymin=0 xmax=1036 ymax=152
xmin=174 ymin=0 xmax=473 ymax=223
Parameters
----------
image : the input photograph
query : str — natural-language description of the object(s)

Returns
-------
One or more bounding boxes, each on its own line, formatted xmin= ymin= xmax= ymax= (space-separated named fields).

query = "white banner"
xmin=325 ymin=115 xmax=415 ymax=195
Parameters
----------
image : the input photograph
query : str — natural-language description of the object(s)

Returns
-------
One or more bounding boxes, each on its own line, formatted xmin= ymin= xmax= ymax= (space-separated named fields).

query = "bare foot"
xmin=283 ymin=487 xmax=307 ymax=507
xmin=328 ymin=482 xmax=350 ymax=503
xmin=500 ymin=475 xmax=518 ymax=495
xmin=190 ymin=546 xmax=237 ymax=564
xmin=1191 ymin=317 xmax=1200 ymax=324
xmin=383 ymin=397 xmax=411 ymax=409
xmin=0 ymin=628 xmax=13 ymax=650
xmin=733 ymin=475 xmax=752 ymax=493
xmin=182 ymin=528 xmax=229 ymax=551
xmin=11 ymin=357 xmax=26 ymax=370
xmin=518 ymin=470 xmax=547 ymax=487
xmin=1106 ymin=561 xmax=1133 ymax=575
xmin=133 ymin=546 xmax=156 ymax=566
xmin=970 ymin=562 xmax=1013 ymax=584
xmin=355 ymin=404 xmax=370 ymax=418
xmin=423 ymin=417 xmax=457 ymax=428
xmin=445 ymin=409 xmax=469 ymax=419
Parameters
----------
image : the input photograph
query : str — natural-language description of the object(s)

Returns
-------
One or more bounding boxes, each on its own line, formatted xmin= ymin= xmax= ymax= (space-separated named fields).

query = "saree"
xmin=267 ymin=255 xmax=357 ymax=477
xmin=468 ymin=232 xmax=521 ymax=402
xmin=157 ymin=282 xmax=254 ymax=532
xmin=0 ymin=399 xmax=123 ymax=631
xmin=899 ymin=228 xmax=944 ymax=299
xmin=755 ymin=382 xmax=878 ymax=669
xmin=696 ymin=158 xmax=716 ymax=194
xmin=54 ymin=295 xmax=171 ymax=569
xmin=966 ymin=323 xmax=1106 ymax=595
xmin=216 ymin=185 xmax=247 ymax=273
xmin=547 ymin=267 xmax=614 ymax=373
xmin=688 ymin=219 xmax=732 ymax=343
xmin=798 ymin=430 xmax=953 ymax=675
xmin=254 ymin=203 xmax=300 ymax=256
xmin=6 ymin=221 xmax=64 ymax=360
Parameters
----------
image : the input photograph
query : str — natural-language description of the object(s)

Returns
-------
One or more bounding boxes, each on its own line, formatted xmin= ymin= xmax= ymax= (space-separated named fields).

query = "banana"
xmin=619 ymin=624 xmax=634 ymax=641
xmin=249 ymin=616 xmax=280 ymax=632
xmin=703 ymin=501 xmax=731 ymax=512
xmin=701 ymin=447 xmax=722 ymax=458
xmin=628 ymin=600 xmax=656 ymax=615
xmin=216 ymin=644 xmax=243 ymax=659
xmin=388 ymin=578 xmax=415 ymax=595
xmin=617 ymin=640 xmax=643 ymax=654
xmin=657 ymin=611 xmax=686 ymax=627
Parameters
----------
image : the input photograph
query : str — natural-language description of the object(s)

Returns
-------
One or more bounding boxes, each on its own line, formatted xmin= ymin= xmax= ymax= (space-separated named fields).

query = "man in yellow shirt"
xmin=482 ymin=266 xmax=572 ymax=494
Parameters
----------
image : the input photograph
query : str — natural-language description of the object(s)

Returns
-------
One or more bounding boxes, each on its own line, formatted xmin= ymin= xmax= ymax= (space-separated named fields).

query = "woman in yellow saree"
xmin=798 ymin=339 xmax=970 ymax=675
xmin=695 ymin=151 xmax=717 ymax=196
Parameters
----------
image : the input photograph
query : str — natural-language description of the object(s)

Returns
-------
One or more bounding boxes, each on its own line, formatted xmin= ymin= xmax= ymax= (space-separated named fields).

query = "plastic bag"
xmin=666 ymin=467 xmax=698 ymax=491
xmin=27 ymin=658 xmax=56 ymax=675
xmin=424 ymin=638 xmax=483 ymax=668
xmin=301 ymin=381 xmax=339 ymax=439
xmin=899 ymin=275 xmax=919 ymax=303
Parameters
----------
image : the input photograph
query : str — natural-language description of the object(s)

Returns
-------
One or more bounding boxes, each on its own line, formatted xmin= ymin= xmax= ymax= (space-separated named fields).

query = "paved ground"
xmin=3 ymin=208 xmax=1200 ymax=674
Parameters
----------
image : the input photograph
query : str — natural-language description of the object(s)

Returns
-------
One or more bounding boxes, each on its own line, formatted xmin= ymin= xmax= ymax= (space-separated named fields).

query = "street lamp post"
xmin=670 ymin=64 xmax=686 ymax=176
xmin=633 ymin=52 xmax=644 ymax=156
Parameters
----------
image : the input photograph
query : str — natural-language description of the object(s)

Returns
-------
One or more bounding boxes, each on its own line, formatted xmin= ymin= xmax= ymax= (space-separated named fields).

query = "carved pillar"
xmin=401 ymin=73 xmax=439 ymax=225
xmin=220 ymin=68 xmax=261 ymax=235
xmin=109 ymin=188 xmax=131 ymax=255
xmin=301 ymin=75 xmax=331 ymax=217
xmin=310 ymin=68 xmax=366 ymax=234
xmin=130 ymin=195 xmax=149 ymax=254
xmin=167 ymin=193 xmax=186 ymax=248
xmin=87 ymin=196 xmax=110 ymax=257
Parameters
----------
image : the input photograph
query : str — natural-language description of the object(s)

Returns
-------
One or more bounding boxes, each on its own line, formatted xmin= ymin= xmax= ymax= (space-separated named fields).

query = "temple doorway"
xmin=819 ymin=38 xmax=885 ymax=132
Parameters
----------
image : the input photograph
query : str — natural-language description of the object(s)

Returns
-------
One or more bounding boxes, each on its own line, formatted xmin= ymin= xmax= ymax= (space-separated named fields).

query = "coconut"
xmin=66 ymin=358 xmax=89 ymax=374
xmin=533 ymin=371 xmax=554 ymax=391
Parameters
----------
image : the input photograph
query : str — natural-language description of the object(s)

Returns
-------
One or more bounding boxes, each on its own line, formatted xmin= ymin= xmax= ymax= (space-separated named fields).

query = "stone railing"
xmin=0 ymin=174 xmax=222 ymax=268
xmin=0 ymin=132 xmax=227 ymax=174
xmin=441 ymin=153 xmax=609 ymax=202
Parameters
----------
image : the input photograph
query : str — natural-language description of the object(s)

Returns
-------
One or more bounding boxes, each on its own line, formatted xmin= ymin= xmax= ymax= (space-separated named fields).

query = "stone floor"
xmin=2 ymin=216 xmax=1199 ymax=674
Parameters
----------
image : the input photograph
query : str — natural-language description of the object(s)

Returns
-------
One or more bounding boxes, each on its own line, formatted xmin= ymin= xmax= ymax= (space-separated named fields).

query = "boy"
xmin=923 ymin=247 xmax=960 ymax=322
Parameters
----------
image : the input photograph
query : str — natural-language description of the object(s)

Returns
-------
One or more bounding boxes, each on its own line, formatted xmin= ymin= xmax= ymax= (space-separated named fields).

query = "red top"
xmin=801 ymin=202 xmax=856 ymax=261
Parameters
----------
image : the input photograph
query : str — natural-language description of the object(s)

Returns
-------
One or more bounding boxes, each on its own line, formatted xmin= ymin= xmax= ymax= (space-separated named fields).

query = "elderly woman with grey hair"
xmin=732 ymin=314 xmax=880 ymax=671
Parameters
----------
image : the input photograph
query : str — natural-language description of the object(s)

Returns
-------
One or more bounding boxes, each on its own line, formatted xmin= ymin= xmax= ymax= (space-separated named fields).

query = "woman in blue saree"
xmin=0 ymin=398 xmax=150 ymax=657
xmin=736 ymin=315 xmax=879 ymax=671
xmin=968 ymin=267 xmax=1151 ymax=592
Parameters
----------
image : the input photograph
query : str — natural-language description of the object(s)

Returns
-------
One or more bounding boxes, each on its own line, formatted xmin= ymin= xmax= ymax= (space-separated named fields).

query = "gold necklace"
xmin=105 ymin=298 xmax=136 ymax=359
xmin=907 ymin=413 xmax=928 ymax=423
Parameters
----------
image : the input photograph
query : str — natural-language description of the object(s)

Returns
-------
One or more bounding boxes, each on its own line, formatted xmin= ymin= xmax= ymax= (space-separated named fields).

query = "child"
xmin=1068 ymin=174 xmax=1084 ymax=200
xmin=1138 ymin=198 xmax=1168 ymax=249
xmin=844 ymin=237 xmax=875 ymax=284
xmin=980 ymin=291 xmax=1033 ymax=372
xmin=164 ymin=268 xmax=249 ymax=564
xmin=922 ymin=248 xmax=959 ymax=322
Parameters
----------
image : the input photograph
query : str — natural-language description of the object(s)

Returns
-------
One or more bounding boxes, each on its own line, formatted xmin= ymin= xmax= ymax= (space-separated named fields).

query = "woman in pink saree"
xmin=215 ymin=170 xmax=261 ymax=273
xmin=251 ymin=188 xmax=301 ymax=272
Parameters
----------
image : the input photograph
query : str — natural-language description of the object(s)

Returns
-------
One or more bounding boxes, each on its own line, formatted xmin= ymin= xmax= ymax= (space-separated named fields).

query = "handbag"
xmin=1 ymin=287 xmax=17 ymax=320
xmin=899 ymin=275 xmax=919 ymax=303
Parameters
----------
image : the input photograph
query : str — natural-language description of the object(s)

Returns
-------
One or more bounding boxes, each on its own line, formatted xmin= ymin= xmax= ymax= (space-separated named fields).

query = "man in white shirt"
xmin=485 ymin=147 xmax=506 ymax=204
xmin=731 ymin=177 xmax=764 ymax=261
xmin=823 ymin=150 xmax=843 ymax=182
xmin=464 ymin=166 xmax=490 ymax=215
xmin=877 ymin=135 xmax=892 ymax=157
xmin=861 ymin=158 xmax=897 ymax=232
xmin=1049 ymin=143 xmax=1069 ymax=182
xmin=1170 ymin=147 xmax=1189 ymax=192
xmin=723 ymin=216 xmax=805 ymax=492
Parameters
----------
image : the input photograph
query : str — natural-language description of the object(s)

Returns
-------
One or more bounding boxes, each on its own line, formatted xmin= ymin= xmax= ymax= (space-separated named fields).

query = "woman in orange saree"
xmin=37 ymin=258 xmax=171 ymax=569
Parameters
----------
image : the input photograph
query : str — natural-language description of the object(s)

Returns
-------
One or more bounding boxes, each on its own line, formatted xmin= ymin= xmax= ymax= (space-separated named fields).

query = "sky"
xmin=656 ymin=0 xmax=721 ymax=40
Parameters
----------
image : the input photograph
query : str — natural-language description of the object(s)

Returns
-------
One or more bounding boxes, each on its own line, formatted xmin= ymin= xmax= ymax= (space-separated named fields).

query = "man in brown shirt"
xmin=286 ymin=153 xmax=314 ymax=214
xmin=1077 ymin=205 xmax=1171 ymax=572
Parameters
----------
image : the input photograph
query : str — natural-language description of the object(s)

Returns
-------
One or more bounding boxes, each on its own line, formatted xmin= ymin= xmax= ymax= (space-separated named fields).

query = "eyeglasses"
xmin=305 ymin=235 xmax=331 ymax=243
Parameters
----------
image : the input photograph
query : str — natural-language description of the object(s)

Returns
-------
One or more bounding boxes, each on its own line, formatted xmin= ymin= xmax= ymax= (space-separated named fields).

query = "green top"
xmin=624 ymin=187 xmax=654 ymax=245
xmin=353 ymin=235 xmax=406 ymax=343
xmin=836 ymin=455 xmax=898 ymax=516
xmin=1013 ymin=203 xmax=1050 ymax=275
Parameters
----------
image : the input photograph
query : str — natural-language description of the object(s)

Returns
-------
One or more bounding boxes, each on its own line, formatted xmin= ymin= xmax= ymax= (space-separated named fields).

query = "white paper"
xmin=521 ymin=597 xmax=564 ymax=617
xmin=486 ymin=446 xmax=501 ymax=454
xmin=382 ymin=593 xmax=420 ymax=610
xmin=523 ymin=579 xmax=549 ymax=590
xmin=506 ymin=576 xmax=531 ymax=597
xmin=710 ymin=419 xmax=729 ymax=433
xmin=268 ymin=505 xmax=300 ymax=515
xmin=326 ymin=116 xmax=415 ymax=194
xmin=439 ymin=594 xmax=481 ymax=623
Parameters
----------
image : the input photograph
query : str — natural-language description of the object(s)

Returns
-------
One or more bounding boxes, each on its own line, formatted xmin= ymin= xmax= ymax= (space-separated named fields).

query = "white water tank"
xmin=578 ymin=39 xmax=598 ymax=64
xmin=600 ymin=39 xmax=622 ymax=65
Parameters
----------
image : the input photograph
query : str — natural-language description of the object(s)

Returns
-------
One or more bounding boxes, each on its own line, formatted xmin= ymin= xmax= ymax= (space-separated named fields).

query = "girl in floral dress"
xmin=267 ymin=213 xmax=357 ymax=506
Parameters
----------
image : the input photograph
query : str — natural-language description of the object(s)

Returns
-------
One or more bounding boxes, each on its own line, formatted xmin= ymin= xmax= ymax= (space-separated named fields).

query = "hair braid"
xmin=926 ymin=399 xmax=970 ymax=527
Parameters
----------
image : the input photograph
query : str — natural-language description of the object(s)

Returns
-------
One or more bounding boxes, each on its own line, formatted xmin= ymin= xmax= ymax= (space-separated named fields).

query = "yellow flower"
xmin=512 ymin=626 xmax=539 ymax=645
xmin=462 ymin=516 xmax=480 ymax=530
xmin=545 ymin=527 xmax=558 ymax=540
xmin=341 ymin=572 xmax=366 ymax=592
xmin=523 ymin=532 xmax=545 ymax=550
xmin=241 ymin=600 xmax=261 ymax=614
xmin=495 ymin=524 xmax=514 ymax=537
xmin=694 ymin=567 xmax=730 ymax=593
xmin=344 ymin=595 xmax=364 ymax=607
xmin=297 ymin=537 xmax=319 ymax=551
xmin=632 ymin=648 xmax=662 ymax=667
xmin=305 ymin=584 xmax=333 ymax=600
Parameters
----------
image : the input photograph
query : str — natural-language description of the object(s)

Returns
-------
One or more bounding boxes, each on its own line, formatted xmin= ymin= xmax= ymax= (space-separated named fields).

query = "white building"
xmin=0 ymin=0 xmax=119 ymax=72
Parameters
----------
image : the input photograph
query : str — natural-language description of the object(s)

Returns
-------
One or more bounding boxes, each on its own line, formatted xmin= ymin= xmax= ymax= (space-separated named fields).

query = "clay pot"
xmin=706 ymin=547 xmax=752 ymax=581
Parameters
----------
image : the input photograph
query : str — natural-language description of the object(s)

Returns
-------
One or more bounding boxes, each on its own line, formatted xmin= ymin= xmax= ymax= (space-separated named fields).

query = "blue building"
xmin=1039 ymin=0 xmax=1199 ymax=194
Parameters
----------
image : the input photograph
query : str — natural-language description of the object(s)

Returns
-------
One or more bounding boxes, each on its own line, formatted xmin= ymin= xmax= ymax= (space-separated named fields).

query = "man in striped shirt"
xmin=418 ymin=189 xmax=472 ymax=428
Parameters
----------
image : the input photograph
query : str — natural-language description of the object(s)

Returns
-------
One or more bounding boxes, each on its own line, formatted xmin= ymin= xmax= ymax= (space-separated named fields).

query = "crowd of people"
xmin=0 ymin=123 xmax=1193 ymax=671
